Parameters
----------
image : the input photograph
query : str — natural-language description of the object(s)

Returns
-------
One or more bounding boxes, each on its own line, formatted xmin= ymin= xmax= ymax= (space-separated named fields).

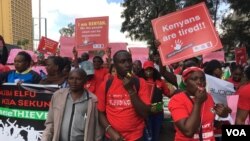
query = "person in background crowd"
xmin=81 ymin=61 xmax=97 ymax=93
xmin=97 ymin=50 xmax=150 ymax=141
xmin=141 ymin=60 xmax=172 ymax=141
xmin=93 ymin=56 xmax=108 ymax=86
xmin=102 ymin=47 xmax=112 ymax=68
xmin=172 ymin=62 xmax=183 ymax=75
xmin=0 ymin=51 xmax=41 ymax=84
xmin=226 ymin=65 xmax=243 ymax=90
xmin=72 ymin=47 xmax=89 ymax=68
xmin=81 ymin=52 xmax=89 ymax=62
xmin=62 ymin=57 xmax=72 ymax=78
xmin=168 ymin=67 xmax=231 ymax=141
xmin=132 ymin=60 xmax=143 ymax=77
xmin=0 ymin=35 xmax=9 ymax=65
xmin=204 ymin=59 xmax=231 ymax=141
xmin=39 ymin=56 xmax=67 ymax=87
xmin=104 ymin=64 xmax=116 ymax=81
xmin=204 ymin=59 xmax=223 ymax=79
xmin=42 ymin=69 xmax=103 ymax=141
xmin=178 ymin=59 xmax=200 ymax=90
xmin=235 ymin=65 xmax=250 ymax=125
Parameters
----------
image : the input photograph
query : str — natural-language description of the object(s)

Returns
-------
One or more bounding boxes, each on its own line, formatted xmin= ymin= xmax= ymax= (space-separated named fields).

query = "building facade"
xmin=0 ymin=0 xmax=32 ymax=50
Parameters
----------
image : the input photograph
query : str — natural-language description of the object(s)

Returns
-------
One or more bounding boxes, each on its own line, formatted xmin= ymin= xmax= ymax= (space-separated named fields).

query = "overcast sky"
xmin=32 ymin=0 xmax=147 ymax=47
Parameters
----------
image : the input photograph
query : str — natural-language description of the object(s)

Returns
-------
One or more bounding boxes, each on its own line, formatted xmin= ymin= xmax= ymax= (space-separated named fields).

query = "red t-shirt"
xmin=94 ymin=67 xmax=108 ymax=86
xmin=147 ymin=78 xmax=171 ymax=99
xmin=96 ymin=75 xmax=150 ymax=141
xmin=237 ymin=83 xmax=250 ymax=121
xmin=227 ymin=77 xmax=240 ymax=90
xmin=84 ymin=78 xmax=97 ymax=94
xmin=168 ymin=92 xmax=215 ymax=141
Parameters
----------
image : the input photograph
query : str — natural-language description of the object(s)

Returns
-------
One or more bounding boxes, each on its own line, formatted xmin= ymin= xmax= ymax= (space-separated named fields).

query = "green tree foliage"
xmin=121 ymin=0 xmax=178 ymax=53
xmin=59 ymin=23 xmax=75 ymax=37
xmin=220 ymin=0 xmax=250 ymax=55
xmin=17 ymin=39 xmax=30 ymax=49
xmin=121 ymin=0 xmax=221 ymax=53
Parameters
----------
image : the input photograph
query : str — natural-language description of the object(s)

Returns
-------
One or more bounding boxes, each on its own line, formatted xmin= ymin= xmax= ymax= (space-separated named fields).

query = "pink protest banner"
xmin=235 ymin=47 xmax=247 ymax=65
xmin=75 ymin=16 xmax=109 ymax=51
xmin=37 ymin=36 xmax=59 ymax=55
xmin=7 ymin=49 xmax=37 ymax=64
xmin=227 ymin=95 xmax=249 ymax=124
xmin=151 ymin=2 xmax=223 ymax=66
xmin=203 ymin=50 xmax=225 ymax=63
xmin=109 ymin=42 xmax=127 ymax=57
xmin=129 ymin=47 xmax=149 ymax=64
xmin=59 ymin=36 xmax=86 ymax=59
xmin=102 ymin=42 xmax=127 ymax=62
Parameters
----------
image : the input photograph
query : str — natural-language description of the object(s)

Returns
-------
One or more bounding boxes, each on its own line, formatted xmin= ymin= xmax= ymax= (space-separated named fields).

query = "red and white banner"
xmin=75 ymin=16 xmax=109 ymax=51
xmin=129 ymin=47 xmax=149 ymax=64
xmin=152 ymin=2 xmax=223 ymax=65
xmin=37 ymin=36 xmax=59 ymax=55
xmin=235 ymin=47 xmax=247 ymax=65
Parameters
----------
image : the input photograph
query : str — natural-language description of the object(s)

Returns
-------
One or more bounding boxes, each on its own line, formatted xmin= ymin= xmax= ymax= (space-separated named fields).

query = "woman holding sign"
xmin=168 ymin=67 xmax=231 ymax=141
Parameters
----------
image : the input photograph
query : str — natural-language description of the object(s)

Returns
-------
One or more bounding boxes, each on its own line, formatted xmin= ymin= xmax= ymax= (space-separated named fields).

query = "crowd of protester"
xmin=0 ymin=35 xmax=250 ymax=141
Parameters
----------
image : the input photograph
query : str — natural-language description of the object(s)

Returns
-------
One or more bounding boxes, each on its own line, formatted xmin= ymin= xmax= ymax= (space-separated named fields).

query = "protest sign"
xmin=206 ymin=74 xmax=235 ymax=105
xmin=59 ymin=36 xmax=87 ymax=58
xmin=203 ymin=50 xmax=225 ymax=63
xmin=108 ymin=42 xmax=127 ymax=57
xmin=75 ymin=16 xmax=109 ymax=51
xmin=235 ymin=47 xmax=247 ymax=65
xmin=0 ymin=83 xmax=59 ymax=141
xmin=129 ymin=47 xmax=149 ymax=64
xmin=152 ymin=2 xmax=222 ymax=65
xmin=7 ymin=49 xmax=37 ymax=64
xmin=37 ymin=36 xmax=59 ymax=55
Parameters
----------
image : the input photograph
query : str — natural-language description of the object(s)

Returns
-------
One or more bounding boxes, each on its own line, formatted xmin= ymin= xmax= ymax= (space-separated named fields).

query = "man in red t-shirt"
xmin=96 ymin=50 xmax=150 ymax=141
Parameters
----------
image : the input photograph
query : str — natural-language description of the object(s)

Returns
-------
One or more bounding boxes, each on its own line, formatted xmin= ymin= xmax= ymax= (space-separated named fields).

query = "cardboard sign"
xmin=0 ymin=83 xmax=59 ymax=141
xmin=206 ymin=74 xmax=235 ymax=105
xmin=152 ymin=2 xmax=222 ymax=65
xmin=129 ymin=47 xmax=149 ymax=64
xmin=235 ymin=47 xmax=247 ymax=65
xmin=37 ymin=36 xmax=59 ymax=54
xmin=75 ymin=16 xmax=109 ymax=51
xmin=203 ymin=50 xmax=225 ymax=63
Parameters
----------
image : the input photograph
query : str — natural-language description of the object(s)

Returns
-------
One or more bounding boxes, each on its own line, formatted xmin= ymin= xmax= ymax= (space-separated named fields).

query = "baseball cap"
xmin=143 ymin=61 xmax=154 ymax=69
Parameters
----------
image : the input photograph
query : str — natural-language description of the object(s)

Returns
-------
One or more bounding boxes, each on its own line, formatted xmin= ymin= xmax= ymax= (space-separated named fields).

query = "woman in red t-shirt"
xmin=227 ymin=65 xmax=243 ymax=90
xmin=141 ymin=61 xmax=171 ymax=141
xmin=168 ymin=67 xmax=231 ymax=141
xmin=235 ymin=65 xmax=250 ymax=124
